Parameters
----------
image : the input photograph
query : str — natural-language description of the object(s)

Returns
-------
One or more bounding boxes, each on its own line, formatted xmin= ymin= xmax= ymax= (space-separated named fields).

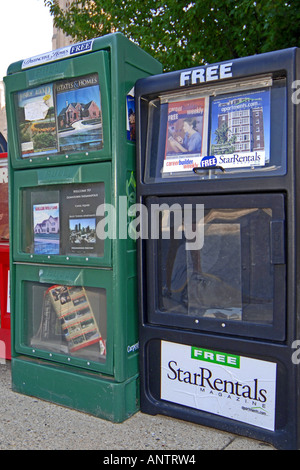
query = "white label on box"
xmin=161 ymin=340 xmax=277 ymax=431
xmin=22 ymin=40 xmax=94 ymax=69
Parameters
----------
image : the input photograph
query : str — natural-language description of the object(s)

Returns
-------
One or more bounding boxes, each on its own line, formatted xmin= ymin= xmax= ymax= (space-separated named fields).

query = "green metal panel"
xmin=12 ymin=357 xmax=139 ymax=422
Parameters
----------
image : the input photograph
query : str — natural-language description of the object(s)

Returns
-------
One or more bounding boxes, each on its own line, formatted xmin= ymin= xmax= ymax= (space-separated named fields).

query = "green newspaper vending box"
xmin=5 ymin=33 xmax=162 ymax=421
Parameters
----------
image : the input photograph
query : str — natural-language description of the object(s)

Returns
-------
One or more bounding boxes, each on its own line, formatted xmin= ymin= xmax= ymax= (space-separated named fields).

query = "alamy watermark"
xmin=291 ymin=340 xmax=300 ymax=365
xmin=95 ymin=197 xmax=204 ymax=250
xmin=286 ymin=82 xmax=300 ymax=365
xmin=292 ymin=81 xmax=300 ymax=105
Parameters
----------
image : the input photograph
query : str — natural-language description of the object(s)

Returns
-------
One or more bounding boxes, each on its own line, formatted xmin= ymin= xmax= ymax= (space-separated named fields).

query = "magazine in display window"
xmin=47 ymin=285 xmax=106 ymax=355
xmin=30 ymin=182 xmax=105 ymax=257
xmin=30 ymin=284 xmax=106 ymax=358
xmin=60 ymin=182 xmax=105 ymax=257
xmin=162 ymin=96 xmax=209 ymax=175
xmin=33 ymin=202 xmax=60 ymax=255
xmin=126 ymin=87 xmax=136 ymax=141
xmin=55 ymin=73 xmax=103 ymax=153
xmin=17 ymin=83 xmax=58 ymax=158
xmin=209 ymin=89 xmax=270 ymax=170
xmin=16 ymin=73 xmax=103 ymax=159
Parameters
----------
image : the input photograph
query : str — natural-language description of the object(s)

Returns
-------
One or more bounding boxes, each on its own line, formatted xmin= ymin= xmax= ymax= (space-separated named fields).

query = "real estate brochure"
xmin=209 ymin=89 xmax=270 ymax=169
xmin=60 ymin=182 xmax=105 ymax=257
xmin=17 ymin=83 xmax=58 ymax=158
xmin=30 ymin=182 xmax=105 ymax=257
xmin=55 ymin=73 xmax=103 ymax=153
xmin=33 ymin=203 xmax=60 ymax=254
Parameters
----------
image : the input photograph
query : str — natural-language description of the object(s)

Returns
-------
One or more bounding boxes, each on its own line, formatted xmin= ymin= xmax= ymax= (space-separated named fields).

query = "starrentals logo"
xmin=166 ymin=346 xmax=268 ymax=403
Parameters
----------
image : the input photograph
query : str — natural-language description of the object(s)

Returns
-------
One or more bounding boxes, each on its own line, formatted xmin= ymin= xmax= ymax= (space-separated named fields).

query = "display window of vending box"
xmin=12 ymin=162 xmax=112 ymax=267
xmin=145 ymin=193 xmax=286 ymax=341
xmin=5 ymin=50 xmax=111 ymax=169
xmin=11 ymin=265 xmax=139 ymax=419
xmin=14 ymin=264 xmax=112 ymax=374
xmin=140 ymin=73 xmax=287 ymax=185
xmin=135 ymin=48 xmax=300 ymax=449
xmin=5 ymin=33 xmax=162 ymax=422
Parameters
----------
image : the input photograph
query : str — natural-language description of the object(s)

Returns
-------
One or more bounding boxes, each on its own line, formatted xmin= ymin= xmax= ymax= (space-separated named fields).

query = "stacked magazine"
xmin=32 ymin=284 xmax=106 ymax=357
xmin=47 ymin=285 xmax=106 ymax=354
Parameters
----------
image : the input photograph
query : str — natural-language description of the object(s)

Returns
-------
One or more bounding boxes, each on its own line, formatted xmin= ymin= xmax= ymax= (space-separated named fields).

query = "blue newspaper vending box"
xmin=135 ymin=47 xmax=300 ymax=449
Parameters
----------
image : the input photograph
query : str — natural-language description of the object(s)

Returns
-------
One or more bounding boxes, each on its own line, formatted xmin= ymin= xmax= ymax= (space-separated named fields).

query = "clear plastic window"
xmin=16 ymin=73 xmax=103 ymax=159
xmin=156 ymin=206 xmax=277 ymax=325
xmin=144 ymin=77 xmax=287 ymax=182
xmin=21 ymin=182 xmax=105 ymax=257
xmin=26 ymin=282 xmax=107 ymax=362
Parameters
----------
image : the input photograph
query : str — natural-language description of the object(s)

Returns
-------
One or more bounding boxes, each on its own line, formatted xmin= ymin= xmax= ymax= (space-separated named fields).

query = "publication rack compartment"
xmin=144 ymin=192 xmax=286 ymax=341
xmin=13 ymin=162 xmax=111 ymax=267
xmin=14 ymin=263 xmax=113 ymax=374
xmin=5 ymin=50 xmax=111 ymax=168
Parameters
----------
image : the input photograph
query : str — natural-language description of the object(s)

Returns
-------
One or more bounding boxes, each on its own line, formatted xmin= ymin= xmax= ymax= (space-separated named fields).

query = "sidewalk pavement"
xmin=0 ymin=361 xmax=275 ymax=450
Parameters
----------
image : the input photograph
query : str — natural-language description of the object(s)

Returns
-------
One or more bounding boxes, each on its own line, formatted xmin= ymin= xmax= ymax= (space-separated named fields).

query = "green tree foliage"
xmin=44 ymin=0 xmax=300 ymax=71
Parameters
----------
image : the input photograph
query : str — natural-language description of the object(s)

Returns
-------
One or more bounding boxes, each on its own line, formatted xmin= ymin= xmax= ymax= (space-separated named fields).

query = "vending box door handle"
xmin=37 ymin=166 xmax=82 ymax=185
xmin=270 ymin=220 xmax=285 ymax=265
xmin=193 ymin=166 xmax=225 ymax=174
xmin=38 ymin=268 xmax=84 ymax=286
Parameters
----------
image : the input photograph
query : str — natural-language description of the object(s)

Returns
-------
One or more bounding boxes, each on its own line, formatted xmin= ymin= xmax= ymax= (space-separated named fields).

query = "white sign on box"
xmin=161 ymin=340 xmax=277 ymax=431
xmin=22 ymin=40 xmax=94 ymax=69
